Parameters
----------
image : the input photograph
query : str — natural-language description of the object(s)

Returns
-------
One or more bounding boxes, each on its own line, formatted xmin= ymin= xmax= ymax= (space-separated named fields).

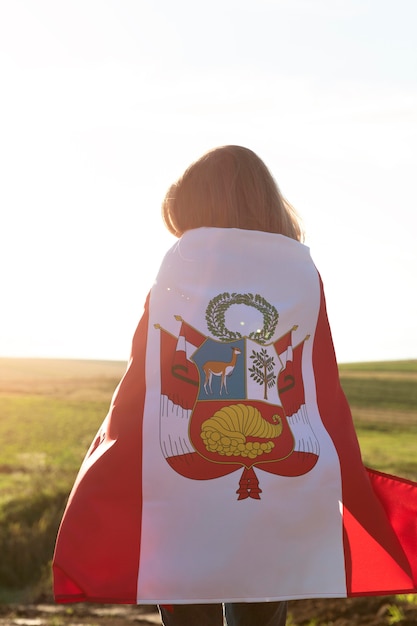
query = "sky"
xmin=1 ymin=0 xmax=416 ymax=364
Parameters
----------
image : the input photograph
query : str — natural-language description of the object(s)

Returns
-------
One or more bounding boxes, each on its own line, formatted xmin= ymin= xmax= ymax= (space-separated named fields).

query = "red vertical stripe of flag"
xmin=53 ymin=297 xmax=150 ymax=604
xmin=367 ymin=469 xmax=417 ymax=587
xmin=312 ymin=279 xmax=416 ymax=595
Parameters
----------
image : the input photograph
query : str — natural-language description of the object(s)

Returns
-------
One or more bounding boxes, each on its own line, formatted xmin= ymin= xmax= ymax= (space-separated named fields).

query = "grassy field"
xmin=0 ymin=358 xmax=126 ymax=508
xmin=0 ymin=356 xmax=416 ymax=601
xmin=339 ymin=360 xmax=417 ymax=479
xmin=0 ymin=358 xmax=127 ymax=600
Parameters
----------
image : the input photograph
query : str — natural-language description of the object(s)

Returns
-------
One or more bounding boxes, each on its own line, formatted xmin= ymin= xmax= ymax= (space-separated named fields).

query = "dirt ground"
xmin=1 ymin=597 xmax=417 ymax=626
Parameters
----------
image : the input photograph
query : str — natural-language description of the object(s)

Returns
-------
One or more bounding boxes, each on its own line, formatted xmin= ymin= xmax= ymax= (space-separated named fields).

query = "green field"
xmin=0 ymin=358 xmax=126 ymax=600
xmin=339 ymin=360 xmax=417 ymax=479
xmin=0 ymin=357 xmax=416 ymax=601
xmin=0 ymin=358 xmax=126 ymax=506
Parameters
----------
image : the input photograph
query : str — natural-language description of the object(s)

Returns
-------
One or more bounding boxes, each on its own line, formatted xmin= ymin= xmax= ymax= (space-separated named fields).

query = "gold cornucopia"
xmin=200 ymin=403 xmax=282 ymax=459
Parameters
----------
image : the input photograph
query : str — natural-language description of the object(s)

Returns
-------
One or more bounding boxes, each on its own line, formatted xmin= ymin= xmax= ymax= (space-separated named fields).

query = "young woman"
xmin=158 ymin=146 xmax=297 ymax=625
xmin=53 ymin=146 xmax=417 ymax=626
xmin=162 ymin=145 xmax=302 ymax=240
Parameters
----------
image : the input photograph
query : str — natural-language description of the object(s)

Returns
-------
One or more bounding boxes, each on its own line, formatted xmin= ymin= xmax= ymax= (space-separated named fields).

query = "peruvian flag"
xmin=53 ymin=228 xmax=417 ymax=605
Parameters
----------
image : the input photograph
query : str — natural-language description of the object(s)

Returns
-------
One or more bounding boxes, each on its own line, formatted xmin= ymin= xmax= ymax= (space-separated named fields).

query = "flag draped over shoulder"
xmin=53 ymin=227 xmax=417 ymax=605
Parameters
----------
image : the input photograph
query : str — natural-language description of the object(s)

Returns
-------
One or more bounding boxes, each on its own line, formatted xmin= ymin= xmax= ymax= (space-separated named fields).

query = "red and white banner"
xmin=53 ymin=227 xmax=417 ymax=604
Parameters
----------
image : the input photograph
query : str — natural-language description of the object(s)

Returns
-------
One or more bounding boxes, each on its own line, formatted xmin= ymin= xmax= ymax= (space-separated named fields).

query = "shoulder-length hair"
xmin=162 ymin=145 xmax=303 ymax=242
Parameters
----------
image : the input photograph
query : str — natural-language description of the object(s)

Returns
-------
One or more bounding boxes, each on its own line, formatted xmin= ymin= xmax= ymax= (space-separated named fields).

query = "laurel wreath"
xmin=205 ymin=292 xmax=279 ymax=344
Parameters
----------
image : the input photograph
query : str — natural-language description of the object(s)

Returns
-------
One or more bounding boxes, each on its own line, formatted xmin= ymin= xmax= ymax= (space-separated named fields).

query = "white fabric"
xmin=136 ymin=228 xmax=347 ymax=602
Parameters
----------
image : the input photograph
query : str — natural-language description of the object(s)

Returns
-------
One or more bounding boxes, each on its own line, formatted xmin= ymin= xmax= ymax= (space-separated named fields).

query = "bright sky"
xmin=1 ymin=0 xmax=416 ymax=364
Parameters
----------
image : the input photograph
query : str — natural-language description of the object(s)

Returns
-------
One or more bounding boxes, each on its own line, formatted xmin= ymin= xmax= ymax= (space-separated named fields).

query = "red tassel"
xmin=236 ymin=467 xmax=262 ymax=500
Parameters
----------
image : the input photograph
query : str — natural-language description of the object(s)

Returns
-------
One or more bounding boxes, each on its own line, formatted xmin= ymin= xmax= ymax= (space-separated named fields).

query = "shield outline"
xmin=189 ymin=336 xmax=296 ymax=470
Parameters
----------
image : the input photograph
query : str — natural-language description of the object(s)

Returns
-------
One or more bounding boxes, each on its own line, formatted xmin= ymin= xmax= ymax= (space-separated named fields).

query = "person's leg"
xmin=158 ymin=603 xmax=224 ymax=626
xmin=224 ymin=601 xmax=287 ymax=626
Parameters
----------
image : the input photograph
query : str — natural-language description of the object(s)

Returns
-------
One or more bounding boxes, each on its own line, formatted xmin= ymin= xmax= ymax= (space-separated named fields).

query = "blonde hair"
xmin=162 ymin=145 xmax=303 ymax=242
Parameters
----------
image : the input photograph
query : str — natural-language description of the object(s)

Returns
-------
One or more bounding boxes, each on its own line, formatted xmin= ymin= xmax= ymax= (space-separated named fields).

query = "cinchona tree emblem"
xmin=249 ymin=347 xmax=277 ymax=401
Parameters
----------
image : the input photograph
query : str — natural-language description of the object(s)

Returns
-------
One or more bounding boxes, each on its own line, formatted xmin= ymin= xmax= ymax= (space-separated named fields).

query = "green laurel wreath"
xmin=205 ymin=292 xmax=279 ymax=344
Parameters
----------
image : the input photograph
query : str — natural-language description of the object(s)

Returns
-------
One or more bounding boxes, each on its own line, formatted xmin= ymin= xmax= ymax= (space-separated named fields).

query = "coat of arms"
xmin=155 ymin=292 xmax=319 ymax=499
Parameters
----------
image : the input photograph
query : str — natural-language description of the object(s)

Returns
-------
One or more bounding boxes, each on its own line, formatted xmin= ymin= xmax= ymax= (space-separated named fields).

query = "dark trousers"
xmin=158 ymin=601 xmax=287 ymax=626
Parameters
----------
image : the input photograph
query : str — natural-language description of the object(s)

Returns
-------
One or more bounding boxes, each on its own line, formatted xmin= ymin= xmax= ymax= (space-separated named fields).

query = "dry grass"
xmin=0 ymin=357 xmax=126 ymax=400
